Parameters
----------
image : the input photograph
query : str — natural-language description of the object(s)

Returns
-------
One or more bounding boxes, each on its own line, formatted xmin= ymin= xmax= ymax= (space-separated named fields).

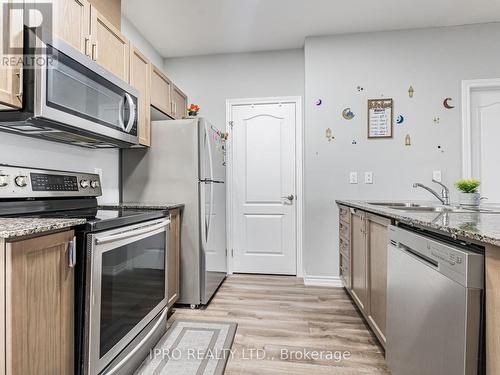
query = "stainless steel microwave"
xmin=0 ymin=28 xmax=139 ymax=148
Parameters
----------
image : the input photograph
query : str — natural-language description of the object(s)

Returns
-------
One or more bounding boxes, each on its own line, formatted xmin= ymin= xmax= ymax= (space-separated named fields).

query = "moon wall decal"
xmin=342 ymin=108 xmax=355 ymax=120
xmin=396 ymin=115 xmax=405 ymax=124
xmin=316 ymin=99 xmax=322 ymax=106
xmin=443 ymin=98 xmax=455 ymax=109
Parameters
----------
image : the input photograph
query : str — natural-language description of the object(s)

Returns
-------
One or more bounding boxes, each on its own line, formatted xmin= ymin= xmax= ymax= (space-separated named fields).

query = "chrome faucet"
xmin=413 ymin=179 xmax=450 ymax=206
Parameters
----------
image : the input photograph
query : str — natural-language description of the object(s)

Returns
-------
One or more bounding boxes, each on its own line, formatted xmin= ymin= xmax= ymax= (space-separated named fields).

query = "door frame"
xmin=225 ymin=96 xmax=303 ymax=277
xmin=461 ymin=78 xmax=500 ymax=178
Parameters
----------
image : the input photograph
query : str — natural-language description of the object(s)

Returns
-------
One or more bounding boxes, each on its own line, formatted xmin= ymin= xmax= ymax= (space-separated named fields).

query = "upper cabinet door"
xmin=52 ymin=0 xmax=91 ymax=55
xmin=130 ymin=46 xmax=151 ymax=147
xmin=0 ymin=0 xmax=23 ymax=109
xmin=150 ymin=65 xmax=172 ymax=116
xmin=172 ymin=85 xmax=187 ymax=119
xmin=90 ymin=6 xmax=129 ymax=81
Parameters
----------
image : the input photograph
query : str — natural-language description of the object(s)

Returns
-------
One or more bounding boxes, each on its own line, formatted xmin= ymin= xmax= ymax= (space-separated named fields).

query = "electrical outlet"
xmin=365 ymin=172 xmax=373 ymax=184
xmin=433 ymin=170 xmax=442 ymax=182
xmin=349 ymin=172 xmax=358 ymax=184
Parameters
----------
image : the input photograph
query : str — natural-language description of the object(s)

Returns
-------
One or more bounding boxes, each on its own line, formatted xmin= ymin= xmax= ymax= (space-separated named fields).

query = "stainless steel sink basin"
xmin=367 ymin=201 xmax=498 ymax=213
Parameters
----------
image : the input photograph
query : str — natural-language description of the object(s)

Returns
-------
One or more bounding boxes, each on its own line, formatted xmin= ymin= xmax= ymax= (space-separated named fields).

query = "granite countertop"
xmin=0 ymin=218 xmax=86 ymax=239
xmin=336 ymin=200 xmax=500 ymax=247
xmin=100 ymin=202 xmax=185 ymax=211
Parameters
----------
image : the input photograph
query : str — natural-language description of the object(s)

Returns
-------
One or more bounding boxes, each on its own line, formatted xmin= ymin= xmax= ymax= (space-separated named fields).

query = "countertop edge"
xmin=336 ymin=200 xmax=500 ymax=248
xmin=0 ymin=218 xmax=87 ymax=240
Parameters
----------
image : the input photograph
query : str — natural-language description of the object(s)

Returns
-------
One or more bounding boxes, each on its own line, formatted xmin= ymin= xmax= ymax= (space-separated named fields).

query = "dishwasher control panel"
xmin=389 ymin=225 xmax=484 ymax=289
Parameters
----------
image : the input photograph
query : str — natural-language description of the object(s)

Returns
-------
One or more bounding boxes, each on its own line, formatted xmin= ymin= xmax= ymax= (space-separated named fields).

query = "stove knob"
xmin=80 ymin=179 xmax=90 ymax=189
xmin=0 ymin=174 xmax=9 ymax=187
xmin=15 ymin=175 xmax=27 ymax=187
xmin=90 ymin=180 xmax=100 ymax=189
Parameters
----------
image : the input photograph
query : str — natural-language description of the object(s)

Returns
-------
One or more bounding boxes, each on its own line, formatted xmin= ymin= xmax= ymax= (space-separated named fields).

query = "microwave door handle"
xmin=95 ymin=220 xmax=170 ymax=245
xmin=118 ymin=95 xmax=125 ymax=130
xmin=124 ymin=93 xmax=136 ymax=133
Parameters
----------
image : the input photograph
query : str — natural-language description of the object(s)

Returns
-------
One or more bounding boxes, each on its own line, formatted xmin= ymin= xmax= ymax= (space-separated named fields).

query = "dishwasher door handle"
xmin=398 ymin=243 xmax=438 ymax=268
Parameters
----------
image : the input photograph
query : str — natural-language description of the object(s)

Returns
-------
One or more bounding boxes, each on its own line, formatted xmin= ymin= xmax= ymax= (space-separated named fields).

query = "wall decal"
xmin=437 ymin=145 xmax=444 ymax=153
xmin=396 ymin=115 xmax=405 ymax=124
xmin=368 ymin=99 xmax=393 ymax=138
xmin=325 ymin=128 xmax=334 ymax=142
xmin=316 ymin=99 xmax=323 ymax=106
xmin=405 ymin=134 xmax=412 ymax=146
xmin=408 ymin=85 xmax=414 ymax=98
xmin=433 ymin=117 xmax=440 ymax=125
xmin=342 ymin=108 xmax=355 ymax=120
xmin=443 ymin=97 xmax=455 ymax=109
xmin=352 ymin=140 xmax=357 ymax=145
xmin=357 ymin=86 xmax=364 ymax=92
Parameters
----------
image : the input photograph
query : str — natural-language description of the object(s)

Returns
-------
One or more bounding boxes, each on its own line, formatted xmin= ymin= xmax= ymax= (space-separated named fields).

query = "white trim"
xmin=303 ymin=275 xmax=343 ymax=288
xmin=225 ymin=96 xmax=304 ymax=277
xmin=461 ymin=78 xmax=500 ymax=178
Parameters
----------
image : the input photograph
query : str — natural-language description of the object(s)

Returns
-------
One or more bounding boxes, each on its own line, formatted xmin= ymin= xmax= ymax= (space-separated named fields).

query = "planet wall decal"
xmin=342 ymin=108 xmax=355 ymax=120
xmin=396 ymin=115 xmax=405 ymax=124
xmin=443 ymin=97 xmax=455 ymax=109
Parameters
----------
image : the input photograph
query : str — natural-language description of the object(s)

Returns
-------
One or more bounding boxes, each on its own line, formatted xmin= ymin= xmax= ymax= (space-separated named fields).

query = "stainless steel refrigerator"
xmin=121 ymin=118 xmax=227 ymax=307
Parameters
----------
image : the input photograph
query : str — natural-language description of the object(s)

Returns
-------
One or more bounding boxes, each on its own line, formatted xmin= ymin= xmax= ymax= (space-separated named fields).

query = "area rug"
xmin=135 ymin=320 xmax=238 ymax=375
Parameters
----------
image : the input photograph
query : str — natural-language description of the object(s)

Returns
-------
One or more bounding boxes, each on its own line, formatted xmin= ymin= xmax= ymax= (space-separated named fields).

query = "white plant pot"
xmin=459 ymin=192 xmax=481 ymax=207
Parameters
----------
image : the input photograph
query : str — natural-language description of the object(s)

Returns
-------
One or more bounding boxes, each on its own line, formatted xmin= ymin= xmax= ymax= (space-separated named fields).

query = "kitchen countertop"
xmin=336 ymin=200 xmax=500 ymax=247
xmin=100 ymin=202 xmax=185 ymax=211
xmin=0 ymin=218 xmax=86 ymax=239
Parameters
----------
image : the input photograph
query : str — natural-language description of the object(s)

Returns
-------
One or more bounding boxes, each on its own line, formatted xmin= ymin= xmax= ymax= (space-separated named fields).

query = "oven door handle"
xmin=95 ymin=219 xmax=170 ymax=245
xmin=104 ymin=307 xmax=169 ymax=375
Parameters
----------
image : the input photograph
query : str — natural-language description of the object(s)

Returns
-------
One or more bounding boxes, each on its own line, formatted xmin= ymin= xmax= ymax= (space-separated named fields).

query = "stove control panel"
xmin=0 ymin=165 xmax=102 ymax=198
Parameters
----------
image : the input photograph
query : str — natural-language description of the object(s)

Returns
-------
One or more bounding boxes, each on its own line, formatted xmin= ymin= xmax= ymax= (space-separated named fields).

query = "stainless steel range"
xmin=0 ymin=165 xmax=170 ymax=375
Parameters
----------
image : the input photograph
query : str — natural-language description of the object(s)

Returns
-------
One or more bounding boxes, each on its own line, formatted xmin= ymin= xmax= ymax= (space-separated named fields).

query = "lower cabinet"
xmin=168 ymin=208 xmax=182 ymax=307
xmin=338 ymin=205 xmax=391 ymax=348
xmin=2 ymin=230 xmax=75 ymax=375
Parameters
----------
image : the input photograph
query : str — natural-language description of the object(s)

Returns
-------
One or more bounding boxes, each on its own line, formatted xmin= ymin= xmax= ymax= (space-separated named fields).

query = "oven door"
xmin=85 ymin=218 xmax=169 ymax=375
xmin=34 ymin=31 xmax=139 ymax=146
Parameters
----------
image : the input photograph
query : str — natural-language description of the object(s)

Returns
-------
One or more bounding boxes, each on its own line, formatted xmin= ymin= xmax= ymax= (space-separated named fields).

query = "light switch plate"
xmin=349 ymin=172 xmax=358 ymax=184
xmin=433 ymin=170 xmax=442 ymax=182
xmin=365 ymin=172 xmax=373 ymax=184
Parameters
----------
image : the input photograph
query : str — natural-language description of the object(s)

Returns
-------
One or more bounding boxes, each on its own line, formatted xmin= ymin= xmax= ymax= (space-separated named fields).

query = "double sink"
xmin=367 ymin=202 xmax=497 ymax=213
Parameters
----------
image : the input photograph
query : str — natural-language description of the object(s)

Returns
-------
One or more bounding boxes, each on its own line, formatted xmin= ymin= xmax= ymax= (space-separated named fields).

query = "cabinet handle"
xmin=92 ymin=41 xmax=98 ymax=61
xmin=84 ymin=37 xmax=90 ymax=57
xmin=68 ymin=237 xmax=76 ymax=268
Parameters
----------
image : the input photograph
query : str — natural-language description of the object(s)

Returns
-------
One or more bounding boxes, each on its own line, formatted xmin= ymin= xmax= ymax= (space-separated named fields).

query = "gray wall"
xmin=164 ymin=49 xmax=305 ymax=128
xmin=304 ymin=23 xmax=500 ymax=277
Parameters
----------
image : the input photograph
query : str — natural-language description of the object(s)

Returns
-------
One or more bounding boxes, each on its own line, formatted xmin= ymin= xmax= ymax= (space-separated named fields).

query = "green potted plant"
xmin=454 ymin=179 xmax=481 ymax=207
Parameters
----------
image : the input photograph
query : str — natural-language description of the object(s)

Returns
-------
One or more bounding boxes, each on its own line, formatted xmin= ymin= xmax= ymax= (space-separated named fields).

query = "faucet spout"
xmin=413 ymin=181 xmax=450 ymax=205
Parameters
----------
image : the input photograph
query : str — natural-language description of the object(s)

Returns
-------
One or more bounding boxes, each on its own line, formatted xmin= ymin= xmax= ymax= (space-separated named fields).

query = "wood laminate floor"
xmin=169 ymin=274 xmax=390 ymax=374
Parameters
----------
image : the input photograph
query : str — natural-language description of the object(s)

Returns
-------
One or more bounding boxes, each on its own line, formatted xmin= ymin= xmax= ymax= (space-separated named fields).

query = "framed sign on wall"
xmin=368 ymin=99 xmax=393 ymax=138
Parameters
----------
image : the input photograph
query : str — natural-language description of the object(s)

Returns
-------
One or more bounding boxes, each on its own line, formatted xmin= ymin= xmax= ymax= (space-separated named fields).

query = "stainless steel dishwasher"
xmin=386 ymin=225 xmax=485 ymax=375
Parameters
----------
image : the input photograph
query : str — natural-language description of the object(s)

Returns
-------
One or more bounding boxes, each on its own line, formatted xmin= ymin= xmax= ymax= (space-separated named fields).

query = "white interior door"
xmin=230 ymin=101 xmax=297 ymax=275
xmin=470 ymin=88 xmax=500 ymax=202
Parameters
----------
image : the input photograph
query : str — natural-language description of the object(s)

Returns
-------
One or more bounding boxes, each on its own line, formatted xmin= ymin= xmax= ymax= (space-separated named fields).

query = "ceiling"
xmin=122 ymin=0 xmax=500 ymax=58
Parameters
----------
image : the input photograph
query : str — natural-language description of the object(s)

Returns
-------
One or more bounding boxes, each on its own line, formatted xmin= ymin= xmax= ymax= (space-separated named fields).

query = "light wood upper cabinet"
xmin=0 ymin=0 xmax=23 ymax=109
xmin=350 ymin=210 xmax=367 ymax=310
xmin=366 ymin=213 xmax=391 ymax=345
xmin=168 ymin=209 xmax=182 ymax=307
xmin=171 ymin=85 xmax=188 ymax=119
xmin=90 ymin=6 xmax=129 ymax=81
xmin=52 ymin=0 xmax=91 ymax=55
xmin=5 ymin=230 xmax=75 ymax=375
xmin=88 ymin=0 xmax=121 ymax=30
xmin=130 ymin=46 xmax=151 ymax=146
xmin=150 ymin=64 xmax=172 ymax=116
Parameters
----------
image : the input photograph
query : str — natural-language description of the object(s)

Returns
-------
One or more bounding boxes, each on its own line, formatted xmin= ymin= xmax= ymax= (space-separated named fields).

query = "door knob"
xmin=282 ymin=194 xmax=294 ymax=201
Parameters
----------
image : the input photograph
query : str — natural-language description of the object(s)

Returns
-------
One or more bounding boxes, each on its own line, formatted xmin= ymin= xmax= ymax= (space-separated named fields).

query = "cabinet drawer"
xmin=340 ymin=254 xmax=350 ymax=289
xmin=339 ymin=237 xmax=350 ymax=259
xmin=339 ymin=205 xmax=350 ymax=224
xmin=339 ymin=221 xmax=350 ymax=241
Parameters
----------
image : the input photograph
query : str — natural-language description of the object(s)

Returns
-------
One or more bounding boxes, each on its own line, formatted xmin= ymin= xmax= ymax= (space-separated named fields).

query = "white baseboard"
xmin=303 ymin=275 xmax=343 ymax=288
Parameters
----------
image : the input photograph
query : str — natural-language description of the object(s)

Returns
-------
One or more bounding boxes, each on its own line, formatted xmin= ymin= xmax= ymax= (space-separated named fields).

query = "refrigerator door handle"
xmin=207 ymin=181 xmax=214 ymax=245
xmin=204 ymin=120 xmax=215 ymax=182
